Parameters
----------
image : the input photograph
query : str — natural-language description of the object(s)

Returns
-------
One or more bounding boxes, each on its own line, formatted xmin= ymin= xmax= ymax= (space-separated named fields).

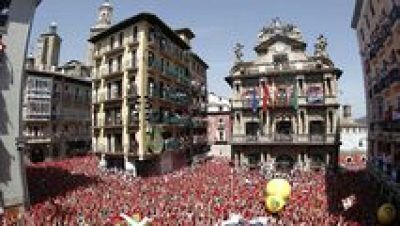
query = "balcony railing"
xmin=373 ymin=67 xmax=400 ymax=95
xmin=105 ymin=117 xmax=122 ymax=127
xmin=233 ymin=60 xmax=319 ymax=76
xmin=148 ymin=59 xmax=191 ymax=86
xmin=231 ymin=134 xmax=337 ymax=144
xmin=364 ymin=4 xmax=400 ymax=60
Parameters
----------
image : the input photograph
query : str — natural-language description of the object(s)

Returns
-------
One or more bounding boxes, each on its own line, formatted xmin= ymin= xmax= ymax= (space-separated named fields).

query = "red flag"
xmin=262 ymin=84 xmax=269 ymax=112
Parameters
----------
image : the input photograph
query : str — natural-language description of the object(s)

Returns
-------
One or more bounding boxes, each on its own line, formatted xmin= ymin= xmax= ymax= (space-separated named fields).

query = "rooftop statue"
xmin=314 ymin=34 xmax=329 ymax=58
xmin=257 ymin=17 xmax=303 ymax=43
xmin=234 ymin=43 xmax=244 ymax=63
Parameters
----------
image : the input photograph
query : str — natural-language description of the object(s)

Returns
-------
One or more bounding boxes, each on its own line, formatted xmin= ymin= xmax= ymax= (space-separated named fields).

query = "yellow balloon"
xmin=377 ymin=203 xmax=397 ymax=225
xmin=265 ymin=179 xmax=292 ymax=200
xmin=265 ymin=195 xmax=286 ymax=213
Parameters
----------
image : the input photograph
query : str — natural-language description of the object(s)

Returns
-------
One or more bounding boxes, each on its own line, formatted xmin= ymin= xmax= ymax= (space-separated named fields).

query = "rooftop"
xmin=88 ymin=12 xmax=190 ymax=50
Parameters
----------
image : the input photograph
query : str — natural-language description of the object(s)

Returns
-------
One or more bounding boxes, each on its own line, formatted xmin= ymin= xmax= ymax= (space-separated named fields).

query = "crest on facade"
xmin=314 ymin=34 xmax=329 ymax=58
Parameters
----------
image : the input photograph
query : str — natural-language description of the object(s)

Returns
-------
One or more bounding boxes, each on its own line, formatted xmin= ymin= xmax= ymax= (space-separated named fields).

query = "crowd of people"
xmin=0 ymin=154 xmax=387 ymax=225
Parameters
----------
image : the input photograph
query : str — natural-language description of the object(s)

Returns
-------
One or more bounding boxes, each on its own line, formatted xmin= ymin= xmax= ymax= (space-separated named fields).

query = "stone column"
xmin=261 ymin=153 xmax=265 ymax=164
xmin=326 ymin=153 xmax=331 ymax=166
xmin=297 ymin=153 xmax=302 ymax=169
xmin=304 ymin=153 xmax=309 ymax=170
xmin=240 ymin=152 xmax=246 ymax=165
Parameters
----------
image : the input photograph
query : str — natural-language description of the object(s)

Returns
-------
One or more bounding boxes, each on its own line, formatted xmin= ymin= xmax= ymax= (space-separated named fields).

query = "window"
xmin=236 ymin=113 xmax=241 ymax=122
xmin=235 ymin=84 xmax=240 ymax=93
xmin=110 ymin=36 xmax=115 ymax=49
xmin=117 ymin=55 xmax=122 ymax=71
xmin=108 ymin=58 xmax=113 ymax=73
xmin=346 ymin=157 xmax=352 ymax=163
xmin=273 ymin=54 xmax=289 ymax=69
xmin=365 ymin=15 xmax=370 ymax=30
xmin=219 ymin=106 xmax=223 ymax=112
xmin=360 ymin=28 xmax=365 ymax=42
xmin=219 ymin=118 xmax=223 ymax=123
xmin=0 ymin=0 xmax=10 ymax=28
xmin=148 ymin=27 xmax=155 ymax=42
xmin=148 ymin=51 xmax=154 ymax=67
xmin=75 ymin=87 xmax=79 ymax=100
xmin=397 ymin=96 xmax=400 ymax=110
xmin=118 ymin=32 xmax=124 ymax=46
xmin=369 ymin=1 xmax=375 ymax=16
xmin=133 ymin=26 xmax=138 ymax=41
xmin=359 ymin=140 xmax=364 ymax=147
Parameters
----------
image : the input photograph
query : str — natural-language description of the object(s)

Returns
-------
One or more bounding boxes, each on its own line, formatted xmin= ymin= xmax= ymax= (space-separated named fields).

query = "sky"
xmin=30 ymin=0 xmax=366 ymax=118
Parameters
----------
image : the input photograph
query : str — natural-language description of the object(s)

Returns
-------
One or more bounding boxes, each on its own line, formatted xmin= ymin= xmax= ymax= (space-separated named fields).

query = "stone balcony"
xmin=231 ymin=133 xmax=337 ymax=145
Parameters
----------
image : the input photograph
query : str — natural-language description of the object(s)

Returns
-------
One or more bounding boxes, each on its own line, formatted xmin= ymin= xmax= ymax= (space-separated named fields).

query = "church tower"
xmin=35 ymin=22 xmax=62 ymax=71
xmin=87 ymin=0 xmax=113 ymax=66
xmin=90 ymin=0 xmax=113 ymax=37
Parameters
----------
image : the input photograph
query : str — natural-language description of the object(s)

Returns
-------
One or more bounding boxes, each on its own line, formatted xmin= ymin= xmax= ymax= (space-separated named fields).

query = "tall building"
xmin=22 ymin=24 xmax=92 ymax=163
xmin=34 ymin=22 xmax=61 ymax=71
xmin=0 ymin=0 xmax=40 ymax=217
xmin=207 ymin=92 xmax=232 ymax=157
xmin=351 ymin=0 xmax=400 ymax=204
xmin=207 ymin=92 xmax=231 ymax=144
xmin=88 ymin=11 xmax=208 ymax=175
xmin=225 ymin=18 xmax=342 ymax=170
xmin=87 ymin=0 xmax=113 ymax=66
xmin=339 ymin=105 xmax=368 ymax=167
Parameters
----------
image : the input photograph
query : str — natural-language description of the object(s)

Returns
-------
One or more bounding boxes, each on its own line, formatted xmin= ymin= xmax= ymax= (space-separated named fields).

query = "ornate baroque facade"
xmin=88 ymin=8 xmax=208 ymax=175
xmin=225 ymin=18 xmax=342 ymax=170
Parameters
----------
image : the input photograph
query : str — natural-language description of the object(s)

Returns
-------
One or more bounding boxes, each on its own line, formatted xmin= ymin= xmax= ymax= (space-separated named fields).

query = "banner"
xmin=307 ymin=85 xmax=323 ymax=104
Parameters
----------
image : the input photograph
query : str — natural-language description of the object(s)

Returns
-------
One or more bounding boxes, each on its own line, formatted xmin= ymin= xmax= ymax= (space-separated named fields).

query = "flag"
xmin=251 ymin=88 xmax=258 ymax=113
xmin=262 ymin=83 xmax=269 ymax=112
xmin=290 ymin=85 xmax=298 ymax=110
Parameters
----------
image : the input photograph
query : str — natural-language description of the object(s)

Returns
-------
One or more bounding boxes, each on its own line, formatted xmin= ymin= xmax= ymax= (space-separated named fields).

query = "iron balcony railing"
xmin=231 ymin=133 xmax=337 ymax=144
xmin=364 ymin=4 xmax=400 ymax=60
xmin=234 ymin=60 xmax=319 ymax=76
xmin=372 ymin=67 xmax=400 ymax=95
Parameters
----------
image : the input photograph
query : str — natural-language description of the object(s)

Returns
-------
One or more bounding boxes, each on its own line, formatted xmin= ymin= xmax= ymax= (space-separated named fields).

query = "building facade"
xmin=22 ymin=24 xmax=92 ymax=163
xmin=207 ymin=92 xmax=231 ymax=144
xmin=0 ymin=0 xmax=40 ymax=216
xmin=226 ymin=18 xmax=342 ymax=171
xmin=339 ymin=105 xmax=368 ymax=167
xmin=352 ymin=0 xmax=400 ymax=205
xmin=88 ymin=10 xmax=208 ymax=175
xmin=207 ymin=92 xmax=232 ymax=157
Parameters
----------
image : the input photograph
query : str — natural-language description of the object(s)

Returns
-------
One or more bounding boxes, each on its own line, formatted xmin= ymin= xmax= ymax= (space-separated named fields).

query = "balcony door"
xmin=245 ymin=122 xmax=259 ymax=137
xmin=309 ymin=121 xmax=325 ymax=142
xmin=275 ymin=121 xmax=292 ymax=141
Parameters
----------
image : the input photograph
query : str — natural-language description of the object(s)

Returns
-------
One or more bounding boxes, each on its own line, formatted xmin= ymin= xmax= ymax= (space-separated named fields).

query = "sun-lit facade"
xmin=88 ymin=11 xmax=208 ymax=175
xmin=226 ymin=18 xmax=342 ymax=170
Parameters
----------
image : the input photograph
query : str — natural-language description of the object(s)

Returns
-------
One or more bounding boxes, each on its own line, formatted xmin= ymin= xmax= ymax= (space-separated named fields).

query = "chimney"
xmin=343 ymin=105 xmax=352 ymax=119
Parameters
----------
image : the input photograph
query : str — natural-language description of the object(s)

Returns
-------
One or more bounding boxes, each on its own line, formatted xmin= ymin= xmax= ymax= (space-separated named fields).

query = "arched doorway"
xmin=275 ymin=154 xmax=295 ymax=171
